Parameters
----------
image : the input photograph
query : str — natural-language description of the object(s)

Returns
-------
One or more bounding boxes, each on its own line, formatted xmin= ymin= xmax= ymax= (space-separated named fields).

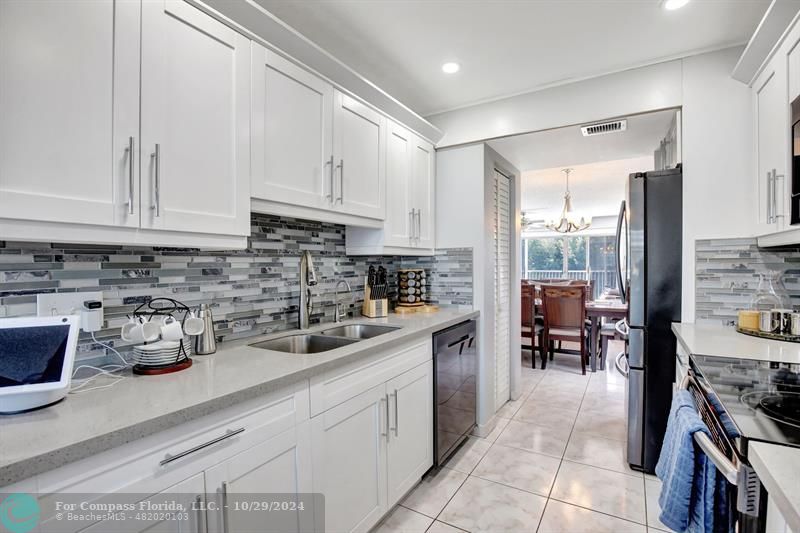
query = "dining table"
xmin=585 ymin=299 xmax=628 ymax=372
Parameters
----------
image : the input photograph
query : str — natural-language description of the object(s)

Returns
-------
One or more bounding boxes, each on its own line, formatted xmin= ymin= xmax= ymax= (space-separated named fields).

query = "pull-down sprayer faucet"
xmin=299 ymin=251 xmax=317 ymax=329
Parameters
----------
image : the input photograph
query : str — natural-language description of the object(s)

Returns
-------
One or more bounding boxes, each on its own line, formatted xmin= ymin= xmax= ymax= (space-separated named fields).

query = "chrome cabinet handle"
xmin=125 ymin=137 xmax=135 ymax=215
xmin=409 ymin=210 xmax=415 ymax=241
xmin=391 ymin=389 xmax=399 ymax=436
xmin=336 ymin=159 xmax=344 ymax=204
xmin=194 ymin=495 xmax=204 ymax=533
xmin=151 ymin=144 xmax=161 ymax=217
xmin=326 ymin=155 xmax=334 ymax=202
xmin=221 ymin=482 xmax=230 ymax=533
xmin=380 ymin=396 xmax=388 ymax=437
xmin=415 ymin=209 xmax=421 ymax=244
xmin=159 ymin=428 xmax=244 ymax=466
xmin=767 ymin=171 xmax=773 ymax=224
xmin=774 ymin=170 xmax=785 ymax=219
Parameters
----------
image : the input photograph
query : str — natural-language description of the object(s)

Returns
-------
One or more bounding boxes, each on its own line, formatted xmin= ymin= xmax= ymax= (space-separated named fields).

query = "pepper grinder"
xmin=193 ymin=304 xmax=217 ymax=355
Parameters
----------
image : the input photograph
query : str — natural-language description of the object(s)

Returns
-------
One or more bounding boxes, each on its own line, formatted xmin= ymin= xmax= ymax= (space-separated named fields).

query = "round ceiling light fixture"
xmin=441 ymin=62 xmax=460 ymax=74
xmin=662 ymin=0 xmax=690 ymax=10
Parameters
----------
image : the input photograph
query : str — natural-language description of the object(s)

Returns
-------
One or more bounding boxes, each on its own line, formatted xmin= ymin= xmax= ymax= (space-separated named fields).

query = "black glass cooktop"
xmin=690 ymin=355 xmax=800 ymax=450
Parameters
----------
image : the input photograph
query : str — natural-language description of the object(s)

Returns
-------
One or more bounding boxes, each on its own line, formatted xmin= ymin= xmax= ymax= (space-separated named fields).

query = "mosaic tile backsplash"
xmin=696 ymin=237 xmax=800 ymax=326
xmin=0 ymin=213 xmax=473 ymax=363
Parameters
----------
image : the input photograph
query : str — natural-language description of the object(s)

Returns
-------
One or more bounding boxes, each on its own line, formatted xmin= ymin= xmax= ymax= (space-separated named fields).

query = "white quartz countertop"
xmin=749 ymin=442 xmax=800 ymax=532
xmin=671 ymin=323 xmax=800 ymax=363
xmin=0 ymin=308 xmax=478 ymax=487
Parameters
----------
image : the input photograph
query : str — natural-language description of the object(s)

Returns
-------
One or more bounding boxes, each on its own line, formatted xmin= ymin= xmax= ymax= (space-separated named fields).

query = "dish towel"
xmin=655 ymin=390 xmax=734 ymax=533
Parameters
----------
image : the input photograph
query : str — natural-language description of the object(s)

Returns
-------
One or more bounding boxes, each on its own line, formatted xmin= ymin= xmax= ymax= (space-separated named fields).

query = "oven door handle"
xmin=677 ymin=375 xmax=739 ymax=486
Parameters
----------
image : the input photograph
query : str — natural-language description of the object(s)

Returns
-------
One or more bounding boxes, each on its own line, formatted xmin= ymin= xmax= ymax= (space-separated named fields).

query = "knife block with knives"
xmin=362 ymin=265 xmax=388 ymax=318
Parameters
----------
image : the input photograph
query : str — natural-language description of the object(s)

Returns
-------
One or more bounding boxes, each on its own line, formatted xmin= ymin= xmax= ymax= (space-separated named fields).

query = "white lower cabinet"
xmin=386 ymin=361 xmax=434 ymax=504
xmin=310 ymin=357 xmax=434 ymax=533
xmin=311 ymin=384 xmax=389 ymax=533
xmin=77 ymin=473 xmax=207 ymax=533
xmin=205 ymin=422 xmax=314 ymax=533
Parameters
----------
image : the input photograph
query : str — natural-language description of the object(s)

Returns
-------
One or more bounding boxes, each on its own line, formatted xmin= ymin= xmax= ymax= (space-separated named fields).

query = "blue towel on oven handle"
xmin=655 ymin=389 xmax=734 ymax=533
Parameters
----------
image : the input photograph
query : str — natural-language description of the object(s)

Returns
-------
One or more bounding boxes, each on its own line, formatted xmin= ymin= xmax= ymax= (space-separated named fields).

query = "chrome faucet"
xmin=299 ymin=251 xmax=317 ymax=329
xmin=335 ymin=279 xmax=352 ymax=323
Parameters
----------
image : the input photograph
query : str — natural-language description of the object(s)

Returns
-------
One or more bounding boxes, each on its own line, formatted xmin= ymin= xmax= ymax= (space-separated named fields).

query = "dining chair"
xmin=521 ymin=283 xmax=543 ymax=367
xmin=541 ymin=284 xmax=589 ymax=374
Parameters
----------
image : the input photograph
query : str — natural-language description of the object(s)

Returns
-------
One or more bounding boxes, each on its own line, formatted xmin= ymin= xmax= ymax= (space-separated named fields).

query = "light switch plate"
xmin=37 ymin=292 xmax=104 ymax=322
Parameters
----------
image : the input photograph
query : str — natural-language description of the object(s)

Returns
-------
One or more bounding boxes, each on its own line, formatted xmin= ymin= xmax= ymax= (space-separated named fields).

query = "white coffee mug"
xmin=121 ymin=316 xmax=160 ymax=343
xmin=160 ymin=316 xmax=184 ymax=341
xmin=183 ymin=310 xmax=205 ymax=336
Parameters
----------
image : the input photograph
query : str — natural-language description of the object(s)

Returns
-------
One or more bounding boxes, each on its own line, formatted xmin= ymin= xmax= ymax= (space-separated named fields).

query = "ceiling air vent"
xmin=580 ymin=119 xmax=627 ymax=137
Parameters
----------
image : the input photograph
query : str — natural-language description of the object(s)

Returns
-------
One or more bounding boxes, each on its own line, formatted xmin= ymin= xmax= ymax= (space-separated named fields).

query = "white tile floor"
xmin=373 ymin=345 xmax=677 ymax=533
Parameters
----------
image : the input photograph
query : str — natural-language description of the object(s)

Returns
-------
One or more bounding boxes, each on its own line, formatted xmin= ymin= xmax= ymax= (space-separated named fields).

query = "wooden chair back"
xmin=521 ymin=283 xmax=535 ymax=327
xmin=569 ymin=279 xmax=594 ymax=301
xmin=541 ymin=285 xmax=587 ymax=331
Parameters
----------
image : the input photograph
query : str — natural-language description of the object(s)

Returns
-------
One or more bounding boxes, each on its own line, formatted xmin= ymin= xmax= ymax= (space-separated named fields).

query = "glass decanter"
xmin=749 ymin=270 xmax=792 ymax=310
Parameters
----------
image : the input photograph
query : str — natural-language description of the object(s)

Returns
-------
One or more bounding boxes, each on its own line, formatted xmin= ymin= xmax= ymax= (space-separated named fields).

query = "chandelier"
xmin=545 ymin=168 xmax=591 ymax=233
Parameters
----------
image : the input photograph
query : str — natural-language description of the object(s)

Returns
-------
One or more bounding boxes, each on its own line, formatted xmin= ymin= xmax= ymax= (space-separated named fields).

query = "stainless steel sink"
xmin=250 ymin=334 xmax=358 ymax=354
xmin=320 ymin=324 xmax=400 ymax=339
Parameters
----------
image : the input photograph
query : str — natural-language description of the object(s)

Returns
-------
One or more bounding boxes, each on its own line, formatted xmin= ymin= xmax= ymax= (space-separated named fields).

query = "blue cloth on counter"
xmin=655 ymin=390 xmax=734 ymax=533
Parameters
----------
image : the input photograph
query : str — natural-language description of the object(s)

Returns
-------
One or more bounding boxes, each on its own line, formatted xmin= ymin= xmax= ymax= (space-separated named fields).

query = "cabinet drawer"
xmin=310 ymin=339 xmax=431 ymax=416
xmin=34 ymin=381 xmax=309 ymax=500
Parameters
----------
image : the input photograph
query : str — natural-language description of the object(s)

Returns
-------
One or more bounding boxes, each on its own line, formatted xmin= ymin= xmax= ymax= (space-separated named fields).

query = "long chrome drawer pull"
xmin=392 ymin=389 xmax=399 ymax=436
xmin=159 ymin=428 xmax=244 ymax=466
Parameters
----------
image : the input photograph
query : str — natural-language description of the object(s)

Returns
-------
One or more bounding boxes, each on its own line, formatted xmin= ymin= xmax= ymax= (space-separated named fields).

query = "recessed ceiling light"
xmin=662 ymin=0 xmax=689 ymax=10
xmin=442 ymin=62 xmax=460 ymax=74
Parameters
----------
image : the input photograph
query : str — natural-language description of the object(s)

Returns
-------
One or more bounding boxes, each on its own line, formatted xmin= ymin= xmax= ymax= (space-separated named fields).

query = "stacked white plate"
xmin=132 ymin=340 xmax=186 ymax=367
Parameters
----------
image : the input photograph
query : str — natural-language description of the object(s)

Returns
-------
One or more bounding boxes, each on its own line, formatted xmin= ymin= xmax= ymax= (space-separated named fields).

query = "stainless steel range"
xmin=689 ymin=355 xmax=800 ymax=532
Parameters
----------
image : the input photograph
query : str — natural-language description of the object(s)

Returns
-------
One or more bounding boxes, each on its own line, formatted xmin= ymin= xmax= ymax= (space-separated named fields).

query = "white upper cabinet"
xmin=411 ymin=137 xmax=436 ymax=250
xmin=140 ymin=0 xmax=250 ymax=237
xmin=346 ymin=120 xmax=435 ymax=255
xmin=333 ymin=90 xmax=386 ymax=219
xmin=384 ymin=121 xmax=415 ymax=247
xmin=251 ymin=44 xmax=334 ymax=211
xmin=0 ymin=0 xmax=139 ymax=228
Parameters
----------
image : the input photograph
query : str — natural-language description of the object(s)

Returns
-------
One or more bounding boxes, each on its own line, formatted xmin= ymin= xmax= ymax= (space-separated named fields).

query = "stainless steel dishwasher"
xmin=433 ymin=319 xmax=477 ymax=467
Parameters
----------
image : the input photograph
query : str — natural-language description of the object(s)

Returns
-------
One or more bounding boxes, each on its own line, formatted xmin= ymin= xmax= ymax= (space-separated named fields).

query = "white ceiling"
xmin=521 ymin=155 xmax=654 ymax=227
xmin=489 ymin=109 xmax=677 ymax=173
xmin=255 ymin=0 xmax=769 ymax=116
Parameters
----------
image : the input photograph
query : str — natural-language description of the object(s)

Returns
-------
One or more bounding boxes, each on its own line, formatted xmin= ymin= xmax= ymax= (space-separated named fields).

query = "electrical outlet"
xmin=37 ymin=292 xmax=104 ymax=330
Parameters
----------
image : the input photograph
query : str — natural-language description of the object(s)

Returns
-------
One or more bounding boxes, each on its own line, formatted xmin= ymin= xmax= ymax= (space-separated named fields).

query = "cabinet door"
xmin=333 ymin=90 xmax=386 ymax=219
xmin=754 ymin=62 xmax=789 ymax=233
xmin=384 ymin=121 xmax=414 ymax=247
xmin=205 ymin=423 xmax=314 ymax=533
xmin=140 ymin=0 xmax=250 ymax=236
xmin=252 ymin=44 xmax=334 ymax=210
xmin=386 ymin=361 xmax=433 ymax=505
xmin=77 ymin=473 xmax=206 ymax=533
xmin=411 ymin=136 xmax=436 ymax=250
xmin=311 ymin=384 xmax=388 ymax=533
xmin=0 ymin=0 xmax=139 ymax=228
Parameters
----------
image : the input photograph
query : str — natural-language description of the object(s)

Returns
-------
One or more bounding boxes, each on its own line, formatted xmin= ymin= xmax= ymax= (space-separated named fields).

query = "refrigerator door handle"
xmin=615 ymin=200 xmax=627 ymax=303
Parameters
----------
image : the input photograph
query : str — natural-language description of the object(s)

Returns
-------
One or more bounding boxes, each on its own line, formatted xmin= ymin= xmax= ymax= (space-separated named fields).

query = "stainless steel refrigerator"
xmin=617 ymin=166 xmax=682 ymax=474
